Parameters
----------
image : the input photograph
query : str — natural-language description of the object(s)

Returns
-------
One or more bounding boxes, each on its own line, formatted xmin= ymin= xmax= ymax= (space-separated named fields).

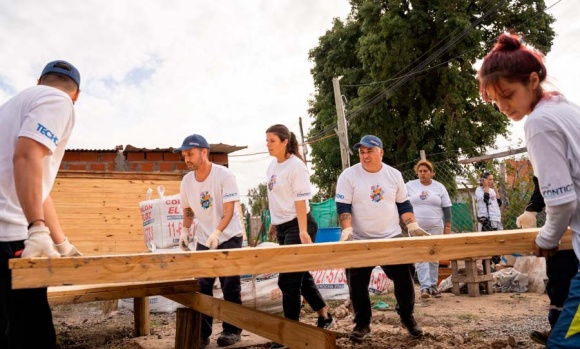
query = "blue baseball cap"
xmin=174 ymin=134 xmax=210 ymax=152
xmin=354 ymin=135 xmax=383 ymax=150
xmin=40 ymin=60 xmax=81 ymax=88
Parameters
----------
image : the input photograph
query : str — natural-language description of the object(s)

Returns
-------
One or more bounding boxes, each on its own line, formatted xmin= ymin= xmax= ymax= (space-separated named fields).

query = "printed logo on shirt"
xmin=297 ymin=191 xmax=311 ymax=198
xmin=335 ymin=193 xmax=345 ymax=200
xmin=369 ymin=185 xmax=384 ymax=203
xmin=199 ymin=191 xmax=213 ymax=209
xmin=224 ymin=192 xmax=238 ymax=198
xmin=268 ymin=175 xmax=277 ymax=191
xmin=36 ymin=123 xmax=59 ymax=146
xmin=542 ymin=184 xmax=575 ymax=199
xmin=419 ymin=190 xmax=429 ymax=201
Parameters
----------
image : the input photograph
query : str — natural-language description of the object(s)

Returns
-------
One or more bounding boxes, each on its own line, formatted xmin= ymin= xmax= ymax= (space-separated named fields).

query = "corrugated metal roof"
xmin=65 ymin=144 xmax=247 ymax=154
xmin=124 ymin=143 xmax=247 ymax=155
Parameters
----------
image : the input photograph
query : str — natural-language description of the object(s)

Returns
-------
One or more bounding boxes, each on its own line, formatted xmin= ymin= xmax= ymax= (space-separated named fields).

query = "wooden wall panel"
xmin=51 ymin=173 xmax=182 ymax=255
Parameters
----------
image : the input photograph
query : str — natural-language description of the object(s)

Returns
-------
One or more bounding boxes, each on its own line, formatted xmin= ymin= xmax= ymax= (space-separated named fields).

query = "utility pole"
xmin=298 ymin=117 xmax=308 ymax=164
xmin=333 ymin=77 xmax=351 ymax=170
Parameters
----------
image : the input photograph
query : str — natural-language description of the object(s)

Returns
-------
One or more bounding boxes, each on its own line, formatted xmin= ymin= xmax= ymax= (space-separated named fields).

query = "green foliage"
xmin=247 ymin=182 xmax=268 ymax=216
xmin=307 ymin=0 xmax=555 ymax=199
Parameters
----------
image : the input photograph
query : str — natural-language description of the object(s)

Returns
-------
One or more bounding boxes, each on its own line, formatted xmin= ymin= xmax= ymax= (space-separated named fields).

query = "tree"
xmin=247 ymin=182 xmax=268 ymax=216
xmin=307 ymin=0 xmax=555 ymax=199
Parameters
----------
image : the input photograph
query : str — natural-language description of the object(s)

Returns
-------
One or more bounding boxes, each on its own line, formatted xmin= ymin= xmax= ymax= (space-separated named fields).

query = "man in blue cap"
xmin=175 ymin=134 xmax=244 ymax=348
xmin=335 ymin=135 xmax=428 ymax=343
xmin=0 ymin=60 xmax=83 ymax=348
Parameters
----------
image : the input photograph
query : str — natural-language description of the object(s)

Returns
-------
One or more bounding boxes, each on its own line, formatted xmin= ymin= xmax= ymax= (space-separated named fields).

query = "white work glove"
xmin=340 ymin=227 xmax=353 ymax=241
xmin=179 ymin=226 xmax=192 ymax=251
xmin=206 ymin=229 xmax=221 ymax=250
xmin=516 ymin=211 xmax=538 ymax=229
xmin=54 ymin=237 xmax=83 ymax=257
xmin=22 ymin=226 xmax=60 ymax=258
xmin=406 ymin=222 xmax=430 ymax=237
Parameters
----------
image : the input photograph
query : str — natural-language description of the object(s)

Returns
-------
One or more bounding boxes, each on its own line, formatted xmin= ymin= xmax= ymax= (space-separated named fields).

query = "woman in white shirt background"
xmin=405 ymin=159 xmax=452 ymax=298
xmin=475 ymin=172 xmax=503 ymax=232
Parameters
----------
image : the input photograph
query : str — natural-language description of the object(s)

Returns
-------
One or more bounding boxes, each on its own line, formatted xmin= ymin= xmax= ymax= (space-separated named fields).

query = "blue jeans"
xmin=548 ymin=262 xmax=580 ymax=348
xmin=197 ymin=236 xmax=243 ymax=339
xmin=415 ymin=227 xmax=443 ymax=290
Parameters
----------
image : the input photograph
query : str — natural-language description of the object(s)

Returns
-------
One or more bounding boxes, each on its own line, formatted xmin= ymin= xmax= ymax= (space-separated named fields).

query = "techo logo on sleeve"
xmin=36 ymin=123 xmax=59 ymax=146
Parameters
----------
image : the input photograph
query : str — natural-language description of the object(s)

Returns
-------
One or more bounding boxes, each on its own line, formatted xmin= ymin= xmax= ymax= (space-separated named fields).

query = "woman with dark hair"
xmin=478 ymin=33 xmax=580 ymax=348
xmin=475 ymin=172 xmax=502 ymax=232
xmin=265 ymin=124 xmax=333 ymax=348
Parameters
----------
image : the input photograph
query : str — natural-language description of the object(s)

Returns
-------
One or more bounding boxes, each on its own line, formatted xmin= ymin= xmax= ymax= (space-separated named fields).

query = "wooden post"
xmin=134 ymin=297 xmax=150 ymax=336
xmin=175 ymin=307 xmax=202 ymax=349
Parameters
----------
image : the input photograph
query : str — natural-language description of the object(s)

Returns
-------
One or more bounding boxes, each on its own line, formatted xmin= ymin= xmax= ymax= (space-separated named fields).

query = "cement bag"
xmin=139 ymin=186 xmax=184 ymax=251
xmin=118 ymin=295 xmax=180 ymax=313
xmin=312 ymin=266 xmax=391 ymax=300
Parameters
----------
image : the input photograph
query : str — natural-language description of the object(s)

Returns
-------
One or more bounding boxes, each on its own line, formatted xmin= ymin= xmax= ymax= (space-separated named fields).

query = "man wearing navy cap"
xmin=175 ymin=134 xmax=244 ymax=348
xmin=0 ymin=60 xmax=82 ymax=348
xmin=335 ymin=135 xmax=427 ymax=343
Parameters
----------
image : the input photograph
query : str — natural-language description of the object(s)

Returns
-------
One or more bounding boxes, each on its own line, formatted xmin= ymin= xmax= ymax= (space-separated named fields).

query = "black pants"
xmin=275 ymin=213 xmax=326 ymax=321
xmin=546 ymin=249 xmax=579 ymax=328
xmin=197 ymin=236 xmax=243 ymax=340
xmin=346 ymin=262 xmax=415 ymax=327
xmin=0 ymin=240 xmax=57 ymax=349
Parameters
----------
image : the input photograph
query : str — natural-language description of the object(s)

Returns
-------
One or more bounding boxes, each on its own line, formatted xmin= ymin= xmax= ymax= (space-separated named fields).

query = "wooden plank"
xmin=166 ymin=292 xmax=335 ymax=349
xmin=10 ymin=229 xmax=572 ymax=289
xmin=47 ymin=280 xmax=199 ymax=305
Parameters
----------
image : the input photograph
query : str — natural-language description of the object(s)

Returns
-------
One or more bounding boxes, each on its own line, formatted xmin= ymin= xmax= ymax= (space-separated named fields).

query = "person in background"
xmin=475 ymin=172 xmax=503 ymax=232
xmin=335 ymin=134 xmax=427 ymax=343
xmin=478 ymin=32 xmax=580 ymax=348
xmin=0 ymin=60 xmax=83 ymax=349
xmin=175 ymin=134 xmax=244 ymax=348
xmin=517 ymin=176 xmax=578 ymax=346
xmin=265 ymin=124 xmax=333 ymax=349
xmin=406 ymin=159 xmax=452 ymax=299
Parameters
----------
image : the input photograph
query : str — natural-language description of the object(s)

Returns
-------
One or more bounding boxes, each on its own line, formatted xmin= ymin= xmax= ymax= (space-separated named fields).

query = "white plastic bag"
xmin=139 ymin=186 xmax=184 ymax=251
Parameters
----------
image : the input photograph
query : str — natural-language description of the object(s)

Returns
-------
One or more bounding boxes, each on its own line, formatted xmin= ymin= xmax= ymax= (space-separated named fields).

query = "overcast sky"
xmin=0 ymin=1 xmax=577 ymax=201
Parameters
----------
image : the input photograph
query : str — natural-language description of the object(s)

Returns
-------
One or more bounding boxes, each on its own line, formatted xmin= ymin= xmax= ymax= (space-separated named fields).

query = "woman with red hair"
xmin=478 ymin=33 xmax=580 ymax=348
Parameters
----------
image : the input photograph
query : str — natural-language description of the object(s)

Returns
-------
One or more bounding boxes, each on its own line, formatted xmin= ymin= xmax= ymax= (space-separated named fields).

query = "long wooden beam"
xmin=10 ymin=229 xmax=572 ymax=289
xmin=47 ymin=279 xmax=199 ymax=305
xmin=166 ymin=292 xmax=335 ymax=348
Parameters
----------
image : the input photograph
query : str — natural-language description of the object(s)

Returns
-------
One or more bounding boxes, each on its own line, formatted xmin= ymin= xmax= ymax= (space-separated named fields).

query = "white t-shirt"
xmin=475 ymin=186 xmax=501 ymax=221
xmin=266 ymin=155 xmax=312 ymax=225
xmin=525 ymin=95 xmax=580 ymax=256
xmin=335 ymin=163 xmax=408 ymax=239
xmin=0 ymin=86 xmax=75 ymax=241
xmin=180 ymin=164 xmax=243 ymax=247
xmin=406 ymin=179 xmax=452 ymax=229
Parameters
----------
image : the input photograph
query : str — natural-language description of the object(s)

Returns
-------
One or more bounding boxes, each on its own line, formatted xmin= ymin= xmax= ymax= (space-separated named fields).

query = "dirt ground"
xmin=53 ymin=284 xmax=550 ymax=349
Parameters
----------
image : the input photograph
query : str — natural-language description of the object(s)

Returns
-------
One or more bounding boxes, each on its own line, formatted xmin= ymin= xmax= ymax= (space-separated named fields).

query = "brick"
xmin=127 ymin=153 xmax=145 ymax=161
xmin=176 ymin=163 xmax=189 ymax=171
xmin=158 ymin=162 xmax=175 ymax=172
xmin=100 ymin=153 xmax=117 ymax=161
xmin=130 ymin=163 xmax=140 ymax=171
xmin=79 ymin=152 xmax=98 ymax=162
xmin=210 ymin=153 xmax=228 ymax=165
xmin=145 ymin=152 xmax=163 ymax=161
xmin=140 ymin=162 xmax=155 ymax=172
xmin=62 ymin=151 xmax=80 ymax=162
xmin=89 ymin=163 xmax=107 ymax=171
xmin=69 ymin=163 xmax=88 ymax=171
xmin=59 ymin=162 xmax=68 ymax=170
xmin=163 ymin=152 xmax=181 ymax=161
